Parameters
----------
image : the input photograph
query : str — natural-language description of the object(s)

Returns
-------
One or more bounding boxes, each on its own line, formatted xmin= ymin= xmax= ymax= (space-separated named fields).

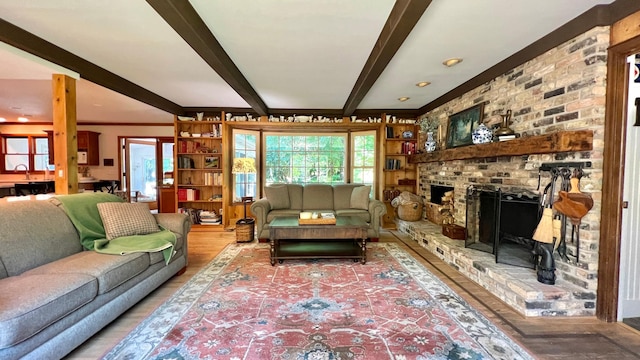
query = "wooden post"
xmin=51 ymin=74 xmax=78 ymax=194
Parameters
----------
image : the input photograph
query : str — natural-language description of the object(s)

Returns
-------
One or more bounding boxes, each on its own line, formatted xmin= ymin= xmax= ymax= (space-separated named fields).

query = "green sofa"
xmin=250 ymin=183 xmax=386 ymax=241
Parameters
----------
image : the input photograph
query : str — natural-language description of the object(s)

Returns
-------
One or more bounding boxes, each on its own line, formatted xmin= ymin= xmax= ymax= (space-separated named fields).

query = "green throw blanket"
xmin=93 ymin=232 xmax=175 ymax=265
xmin=53 ymin=193 xmax=176 ymax=264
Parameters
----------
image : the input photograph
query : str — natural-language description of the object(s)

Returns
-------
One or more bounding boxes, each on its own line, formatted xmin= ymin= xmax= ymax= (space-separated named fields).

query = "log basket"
xmin=397 ymin=202 xmax=423 ymax=222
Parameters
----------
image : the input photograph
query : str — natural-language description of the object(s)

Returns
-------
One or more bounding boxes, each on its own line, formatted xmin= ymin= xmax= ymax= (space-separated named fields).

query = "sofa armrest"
xmin=368 ymin=199 xmax=387 ymax=230
xmin=154 ymin=213 xmax=191 ymax=238
xmin=250 ymin=199 xmax=271 ymax=236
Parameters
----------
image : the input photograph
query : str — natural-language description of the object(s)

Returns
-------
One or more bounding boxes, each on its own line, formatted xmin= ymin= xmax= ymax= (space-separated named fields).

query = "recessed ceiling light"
xmin=17 ymin=117 xmax=29 ymax=122
xmin=416 ymin=81 xmax=431 ymax=87
xmin=443 ymin=58 xmax=463 ymax=67
xmin=0 ymin=117 xmax=6 ymax=122
xmin=398 ymin=97 xmax=410 ymax=102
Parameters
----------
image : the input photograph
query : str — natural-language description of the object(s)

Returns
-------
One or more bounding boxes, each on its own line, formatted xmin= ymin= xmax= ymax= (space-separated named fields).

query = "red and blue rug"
xmin=104 ymin=243 xmax=533 ymax=359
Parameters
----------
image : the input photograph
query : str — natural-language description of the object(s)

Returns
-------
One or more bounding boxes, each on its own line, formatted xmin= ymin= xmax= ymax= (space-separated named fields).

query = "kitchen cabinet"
xmin=45 ymin=130 xmax=101 ymax=166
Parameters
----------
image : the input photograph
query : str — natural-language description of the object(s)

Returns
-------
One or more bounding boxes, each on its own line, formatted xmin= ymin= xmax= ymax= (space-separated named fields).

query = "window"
xmin=264 ymin=134 xmax=346 ymax=186
xmin=233 ymin=130 xmax=258 ymax=202
xmin=2 ymin=135 xmax=50 ymax=173
xmin=351 ymin=130 xmax=376 ymax=191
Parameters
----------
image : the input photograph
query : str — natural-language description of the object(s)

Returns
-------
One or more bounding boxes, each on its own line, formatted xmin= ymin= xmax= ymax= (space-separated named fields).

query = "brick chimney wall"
xmin=417 ymin=26 xmax=609 ymax=292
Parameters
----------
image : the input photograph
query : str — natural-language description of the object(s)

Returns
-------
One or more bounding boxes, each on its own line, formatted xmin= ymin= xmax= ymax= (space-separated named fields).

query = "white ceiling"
xmin=0 ymin=0 xmax=615 ymax=124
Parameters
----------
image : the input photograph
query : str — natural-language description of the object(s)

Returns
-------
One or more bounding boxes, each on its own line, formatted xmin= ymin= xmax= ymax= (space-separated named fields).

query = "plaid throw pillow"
xmin=97 ymin=202 xmax=160 ymax=240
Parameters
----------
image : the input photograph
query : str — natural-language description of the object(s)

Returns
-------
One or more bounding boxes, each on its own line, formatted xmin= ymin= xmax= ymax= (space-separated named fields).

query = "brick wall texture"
xmin=417 ymin=26 xmax=609 ymax=292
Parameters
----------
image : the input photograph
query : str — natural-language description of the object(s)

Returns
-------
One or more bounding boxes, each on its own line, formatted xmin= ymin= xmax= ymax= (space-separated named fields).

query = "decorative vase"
xmin=425 ymin=131 xmax=437 ymax=152
xmin=495 ymin=109 xmax=515 ymax=136
xmin=472 ymin=123 xmax=493 ymax=144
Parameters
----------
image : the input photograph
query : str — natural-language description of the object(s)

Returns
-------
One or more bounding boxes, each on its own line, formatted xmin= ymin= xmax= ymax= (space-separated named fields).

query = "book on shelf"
xmin=178 ymin=140 xmax=202 ymax=153
xmin=385 ymin=158 xmax=401 ymax=170
xmin=177 ymin=188 xmax=187 ymax=201
xmin=386 ymin=126 xmax=394 ymax=139
xmin=177 ymin=156 xmax=195 ymax=169
xmin=401 ymin=141 xmax=415 ymax=154
xmin=178 ymin=188 xmax=199 ymax=201
xmin=204 ymin=172 xmax=222 ymax=185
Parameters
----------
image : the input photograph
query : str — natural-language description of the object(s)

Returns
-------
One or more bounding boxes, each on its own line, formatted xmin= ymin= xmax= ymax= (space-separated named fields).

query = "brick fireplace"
xmin=401 ymin=26 xmax=607 ymax=316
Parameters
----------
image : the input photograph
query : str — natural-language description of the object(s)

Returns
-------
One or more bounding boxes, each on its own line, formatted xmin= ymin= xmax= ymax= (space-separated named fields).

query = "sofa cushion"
xmin=303 ymin=184 xmax=334 ymax=210
xmin=333 ymin=184 xmax=362 ymax=210
xmin=0 ymin=199 xmax=81 ymax=277
xmin=23 ymin=251 xmax=149 ymax=295
xmin=287 ymin=184 xmax=304 ymax=210
xmin=350 ymin=185 xmax=371 ymax=210
xmin=0 ymin=273 xmax=97 ymax=349
xmin=97 ymin=202 xmax=160 ymax=240
xmin=264 ymin=184 xmax=290 ymax=210
xmin=335 ymin=209 xmax=371 ymax=223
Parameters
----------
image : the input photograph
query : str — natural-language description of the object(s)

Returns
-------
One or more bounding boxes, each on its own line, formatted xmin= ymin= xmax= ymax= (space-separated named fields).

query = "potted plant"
xmin=418 ymin=117 xmax=439 ymax=152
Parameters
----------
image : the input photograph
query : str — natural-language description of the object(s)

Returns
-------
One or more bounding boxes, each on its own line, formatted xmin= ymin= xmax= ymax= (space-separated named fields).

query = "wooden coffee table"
xmin=268 ymin=215 xmax=368 ymax=265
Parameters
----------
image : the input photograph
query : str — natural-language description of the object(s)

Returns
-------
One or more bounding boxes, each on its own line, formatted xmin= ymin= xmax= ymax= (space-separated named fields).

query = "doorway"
xmin=618 ymin=53 xmax=640 ymax=324
xmin=120 ymin=137 xmax=174 ymax=213
xmin=600 ymin=32 xmax=640 ymax=321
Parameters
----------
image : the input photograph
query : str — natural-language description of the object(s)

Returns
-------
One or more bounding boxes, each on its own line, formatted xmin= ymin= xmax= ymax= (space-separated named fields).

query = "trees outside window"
xmin=264 ymin=134 xmax=346 ymax=186
xmin=352 ymin=130 xmax=376 ymax=193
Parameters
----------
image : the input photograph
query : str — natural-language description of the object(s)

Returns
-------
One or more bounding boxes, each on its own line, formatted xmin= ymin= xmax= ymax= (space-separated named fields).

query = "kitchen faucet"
xmin=14 ymin=164 xmax=30 ymax=180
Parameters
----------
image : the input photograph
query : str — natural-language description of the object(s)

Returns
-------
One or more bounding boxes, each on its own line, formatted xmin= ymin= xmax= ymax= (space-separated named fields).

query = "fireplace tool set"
xmin=533 ymin=162 xmax=593 ymax=284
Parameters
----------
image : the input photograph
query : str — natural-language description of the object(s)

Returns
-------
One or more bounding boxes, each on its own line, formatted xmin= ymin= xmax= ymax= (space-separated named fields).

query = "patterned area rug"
xmin=104 ymin=243 xmax=533 ymax=359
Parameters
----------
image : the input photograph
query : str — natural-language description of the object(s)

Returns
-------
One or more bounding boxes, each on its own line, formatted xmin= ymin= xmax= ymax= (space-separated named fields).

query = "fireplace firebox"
xmin=465 ymin=186 xmax=540 ymax=268
xmin=430 ymin=185 xmax=454 ymax=204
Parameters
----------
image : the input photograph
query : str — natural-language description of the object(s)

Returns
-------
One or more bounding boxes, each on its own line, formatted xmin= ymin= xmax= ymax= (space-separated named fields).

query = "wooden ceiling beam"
xmin=147 ymin=0 xmax=269 ymax=116
xmin=0 ymin=19 xmax=183 ymax=116
xmin=342 ymin=0 xmax=432 ymax=117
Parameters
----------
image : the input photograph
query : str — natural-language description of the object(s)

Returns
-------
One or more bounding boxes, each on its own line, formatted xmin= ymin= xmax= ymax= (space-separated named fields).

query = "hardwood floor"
xmin=66 ymin=228 xmax=640 ymax=359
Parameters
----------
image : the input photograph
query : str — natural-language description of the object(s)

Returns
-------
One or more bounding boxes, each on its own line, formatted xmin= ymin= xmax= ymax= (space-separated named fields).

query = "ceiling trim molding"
xmin=183 ymin=107 xmax=256 ymax=114
xmin=354 ymin=109 xmax=418 ymax=118
xmin=342 ymin=0 xmax=432 ymax=117
xmin=0 ymin=19 xmax=183 ymax=116
xmin=418 ymin=0 xmax=640 ymax=114
xmin=147 ymin=0 xmax=269 ymax=116
xmin=268 ymin=109 xmax=345 ymax=117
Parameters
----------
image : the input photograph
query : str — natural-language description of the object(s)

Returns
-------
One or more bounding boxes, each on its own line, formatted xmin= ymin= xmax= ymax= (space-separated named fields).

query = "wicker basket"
xmin=235 ymin=218 xmax=255 ymax=242
xmin=397 ymin=202 xmax=423 ymax=222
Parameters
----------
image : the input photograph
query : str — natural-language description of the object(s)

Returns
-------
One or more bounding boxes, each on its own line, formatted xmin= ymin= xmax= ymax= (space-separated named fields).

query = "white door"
xmin=618 ymin=54 xmax=640 ymax=320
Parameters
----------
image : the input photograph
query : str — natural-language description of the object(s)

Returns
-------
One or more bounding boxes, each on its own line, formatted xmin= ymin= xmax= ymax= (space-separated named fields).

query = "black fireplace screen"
xmin=466 ymin=186 xmax=540 ymax=268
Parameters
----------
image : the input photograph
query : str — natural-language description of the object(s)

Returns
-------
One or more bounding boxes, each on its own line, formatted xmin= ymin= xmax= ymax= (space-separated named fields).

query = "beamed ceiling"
xmin=0 ymin=0 xmax=637 ymax=124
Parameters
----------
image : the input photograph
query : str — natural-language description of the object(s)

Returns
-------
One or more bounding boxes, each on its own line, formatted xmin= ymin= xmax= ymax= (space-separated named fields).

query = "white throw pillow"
xmin=97 ymin=202 xmax=160 ymax=240
xmin=350 ymin=185 xmax=371 ymax=210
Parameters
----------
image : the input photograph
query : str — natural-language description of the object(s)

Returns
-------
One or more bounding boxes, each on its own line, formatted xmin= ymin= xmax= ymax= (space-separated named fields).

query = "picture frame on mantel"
xmin=445 ymin=103 xmax=484 ymax=148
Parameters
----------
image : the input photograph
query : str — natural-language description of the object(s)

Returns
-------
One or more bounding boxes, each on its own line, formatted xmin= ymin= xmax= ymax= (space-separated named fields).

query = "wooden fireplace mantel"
xmin=408 ymin=130 xmax=593 ymax=164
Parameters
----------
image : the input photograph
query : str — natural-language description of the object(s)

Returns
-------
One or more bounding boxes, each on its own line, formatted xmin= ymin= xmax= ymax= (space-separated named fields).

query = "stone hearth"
xmin=396 ymin=219 xmax=596 ymax=317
